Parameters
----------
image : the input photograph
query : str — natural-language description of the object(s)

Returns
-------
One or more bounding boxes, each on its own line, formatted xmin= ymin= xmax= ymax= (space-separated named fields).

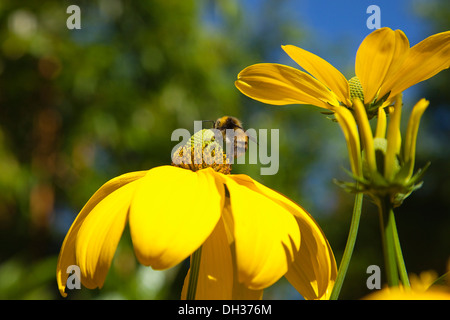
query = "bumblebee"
xmin=171 ymin=116 xmax=251 ymax=174
xmin=213 ymin=116 xmax=249 ymax=158
xmin=172 ymin=128 xmax=231 ymax=174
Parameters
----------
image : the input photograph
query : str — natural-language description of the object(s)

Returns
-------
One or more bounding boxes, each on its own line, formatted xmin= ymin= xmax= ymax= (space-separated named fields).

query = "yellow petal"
xmin=285 ymin=215 xmax=337 ymax=300
xmin=353 ymin=99 xmax=376 ymax=174
xmin=404 ymin=98 xmax=429 ymax=178
xmin=377 ymin=30 xmax=410 ymax=99
xmin=334 ymin=106 xmax=362 ymax=176
xmin=219 ymin=174 xmax=303 ymax=291
xmin=382 ymin=30 xmax=450 ymax=100
xmin=180 ymin=217 xmax=263 ymax=300
xmin=129 ymin=166 xmax=223 ymax=270
xmin=384 ymin=95 xmax=403 ymax=180
xmin=75 ymin=179 xmax=141 ymax=289
xmin=227 ymin=174 xmax=337 ymax=299
xmin=282 ymin=45 xmax=351 ymax=106
xmin=236 ymin=63 xmax=340 ymax=109
xmin=56 ymin=171 xmax=147 ymax=297
xmin=364 ymin=286 xmax=450 ymax=300
xmin=356 ymin=28 xmax=409 ymax=104
xmin=375 ymin=107 xmax=387 ymax=139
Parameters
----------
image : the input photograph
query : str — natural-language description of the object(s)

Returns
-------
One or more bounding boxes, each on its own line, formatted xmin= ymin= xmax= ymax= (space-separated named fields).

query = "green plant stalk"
xmin=186 ymin=246 xmax=202 ymax=300
xmin=330 ymin=191 xmax=363 ymax=300
xmin=389 ymin=207 xmax=411 ymax=288
xmin=378 ymin=197 xmax=399 ymax=287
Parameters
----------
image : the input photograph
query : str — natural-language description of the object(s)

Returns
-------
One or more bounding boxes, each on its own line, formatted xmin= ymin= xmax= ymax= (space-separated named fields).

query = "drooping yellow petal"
xmin=220 ymin=174 xmax=301 ymax=290
xmin=235 ymin=63 xmax=340 ymax=109
xmin=285 ymin=215 xmax=337 ymax=300
xmin=228 ymin=175 xmax=337 ymax=300
xmin=375 ymin=107 xmax=387 ymax=139
xmin=334 ymin=106 xmax=362 ymax=176
xmin=404 ymin=98 xmax=429 ymax=179
xmin=381 ymin=30 xmax=450 ymax=101
xmin=353 ymin=99 xmax=377 ymax=174
xmin=180 ymin=216 xmax=263 ymax=300
xmin=129 ymin=166 xmax=223 ymax=270
xmin=56 ymin=171 xmax=147 ymax=297
xmin=282 ymin=45 xmax=351 ymax=106
xmin=75 ymin=179 xmax=141 ymax=289
xmin=384 ymin=95 xmax=403 ymax=181
xmin=356 ymin=28 xmax=409 ymax=104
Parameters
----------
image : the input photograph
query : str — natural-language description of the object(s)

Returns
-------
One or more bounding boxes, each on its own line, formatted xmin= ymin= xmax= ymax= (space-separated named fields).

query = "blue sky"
xmin=239 ymin=0 xmax=438 ymax=60
xmin=241 ymin=0 xmax=436 ymax=44
xmin=295 ymin=0 xmax=434 ymax=44
xmin=237 ymin=0 xmax=442 ymax=101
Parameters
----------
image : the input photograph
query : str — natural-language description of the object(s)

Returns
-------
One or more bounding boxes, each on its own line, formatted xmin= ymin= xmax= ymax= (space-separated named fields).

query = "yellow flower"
xmin=364 ymin=270 xmax=450 ymax=300
xmin=56 ymin=165 xmax=336 ymax=299
xmin=334 ymin=96 xmax=430 ymax=207
xmin=235 ymin=27 xmax=449 ymax=117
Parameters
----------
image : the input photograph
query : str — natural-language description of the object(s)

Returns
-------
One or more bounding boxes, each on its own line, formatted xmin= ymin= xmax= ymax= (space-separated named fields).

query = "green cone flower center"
xmin=172 ymin=129 xmax=232 ymax=174
xmin=348 ymin=76 xmax=364 ymax=103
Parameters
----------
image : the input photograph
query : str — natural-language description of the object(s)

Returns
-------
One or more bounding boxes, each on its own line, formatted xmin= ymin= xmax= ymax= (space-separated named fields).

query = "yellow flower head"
xmin=364 ymin=270 xmax=450 ymax=300
xmin=56 ymin=128 xmax=336 ymax=300
xmin=334 ymin=96 xmax=430 ymax=207
xmin=236 ymin=27 xmax=449 ymax=118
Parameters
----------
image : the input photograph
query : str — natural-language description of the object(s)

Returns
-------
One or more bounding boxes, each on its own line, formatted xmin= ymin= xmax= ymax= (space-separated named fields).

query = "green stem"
xmin=389 ymin=207 xmax=411 ymax=288
xmin=378 ymin=197 xmax=399 ymax=287
xmin=330 ymin=191 xmax=363 ymax=300
xmin=186 ymin=246 xmax=202 ymax=300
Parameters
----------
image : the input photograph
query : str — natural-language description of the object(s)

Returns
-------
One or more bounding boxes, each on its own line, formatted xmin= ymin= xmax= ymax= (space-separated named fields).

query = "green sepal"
xmin=407 ymin=161 xmax=431 ymax=186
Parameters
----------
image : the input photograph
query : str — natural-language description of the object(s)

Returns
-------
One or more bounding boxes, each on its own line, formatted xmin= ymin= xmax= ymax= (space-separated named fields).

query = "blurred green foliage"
xmin=0 ymin=0 xmax=448 ymax=300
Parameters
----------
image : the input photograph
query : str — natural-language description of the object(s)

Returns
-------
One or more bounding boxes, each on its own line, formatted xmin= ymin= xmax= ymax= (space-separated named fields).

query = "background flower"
xmin=236 ymin=27 xmax=449 ymax=118
xmin=334 ymin=97 xmax=431 ymax=207
xmin=364 ymin=269 xmax=450 ymax=300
